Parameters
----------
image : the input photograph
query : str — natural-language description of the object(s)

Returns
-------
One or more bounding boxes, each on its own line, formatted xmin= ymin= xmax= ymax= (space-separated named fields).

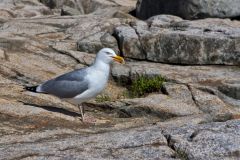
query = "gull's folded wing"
xmin=38 ymin=69 xmax=89 ymax=98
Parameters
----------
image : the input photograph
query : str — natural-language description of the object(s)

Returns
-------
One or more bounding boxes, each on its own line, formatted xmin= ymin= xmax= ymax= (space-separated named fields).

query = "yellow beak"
xmin=112 ymin=55 xmax=125 ymax=64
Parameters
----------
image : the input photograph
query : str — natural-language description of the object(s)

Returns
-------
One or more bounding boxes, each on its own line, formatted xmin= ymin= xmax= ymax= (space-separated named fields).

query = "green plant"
xmin=128 ymin=75 xmax=165 ymax=98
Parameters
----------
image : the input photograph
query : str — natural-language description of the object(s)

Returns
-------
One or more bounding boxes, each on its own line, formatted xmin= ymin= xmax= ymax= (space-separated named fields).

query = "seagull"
xmin=25 ymin=48 xmax=124 ymax=121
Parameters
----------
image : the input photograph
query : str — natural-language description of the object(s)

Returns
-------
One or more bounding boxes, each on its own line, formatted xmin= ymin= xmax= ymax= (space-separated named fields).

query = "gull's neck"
xmin=92 ymin=59 xmax=110 ymax=73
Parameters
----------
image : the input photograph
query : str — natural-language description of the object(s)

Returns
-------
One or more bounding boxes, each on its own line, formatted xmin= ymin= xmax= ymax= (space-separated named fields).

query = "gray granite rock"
xmin=112 ymin=61 xmax=240 ymax=120
xmin=0 ymin=0 xmax=53 ymax=20
xmin=77 ymin=32 xmax=119 ymax=54
xmin=114 ymin=25 xmax=145 ymax=59
xmin=136 ymin=0 xmax=240 ymax=20
xmin=61 ymin=5 xmax=83 ymax=16
xmin=40 ymin=0 xmax=137 ymax=15
xmin=121 ymin=94 xmax=202 ymax=118
xmin=218 ymin=79 xmax=240 ymax=100
xmin=145 ymin=17 xmax=240 ymax=65
xmin=0 ymin=1 xmax=239 ymax=159
xmin=0 ymin=123 xmax=175 ymax=160
xmin=164 ymin=120 xmax=240 ymax=160
xmin=113 ymin=16 xmax=240 ymax=65
xmin=112 ymin=61 xmax=240 ymax=86
xmin=162 ymin=82 xmax=194 ymax=105
xmin=190 ymin=87 xmax=235 ymax=122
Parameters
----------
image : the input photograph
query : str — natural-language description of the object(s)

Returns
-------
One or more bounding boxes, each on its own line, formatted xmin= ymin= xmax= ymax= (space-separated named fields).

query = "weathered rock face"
xmin=77 ymin=32 xmax=119 ymax=54
xmin=112 ymin=60 xmax=240 ymax=86
xmin=40 ymin=0 xmax=137 ymax=15
xmin=114 ymin=15 xmax=240 ymax=65
xmin=0 ymin=124 xmax=175 ymax=160
xmin=112 ymin=61 xmax=240 ymax=120
xmin=0 ymin=112 xmax=239 ymax=160
xmin=164 ymin=120 xmax=240 ymax=160
xmin=0 ymin=0 xmax=239 ymax=159
xmin=136 ymin=0 xmax=240 ymax=20
xmin=218 ymin=79 xmax=240 ymax=100
xmin=114 ymin=25 xmax=146 ymax=59
xmin=0 ymin=0 xmax=53 ymax=20
xmin=121 ymin=94 xmax=202 ymax=118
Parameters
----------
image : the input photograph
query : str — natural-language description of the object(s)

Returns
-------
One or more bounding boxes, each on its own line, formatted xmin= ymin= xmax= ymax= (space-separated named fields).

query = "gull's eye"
xmin=106 ymin=52 xmax=112 ymax=55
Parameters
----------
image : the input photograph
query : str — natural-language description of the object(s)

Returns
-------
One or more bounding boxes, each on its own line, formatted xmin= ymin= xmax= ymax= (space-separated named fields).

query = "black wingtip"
xmin=25 ymin=86 xmax=38 ymax=92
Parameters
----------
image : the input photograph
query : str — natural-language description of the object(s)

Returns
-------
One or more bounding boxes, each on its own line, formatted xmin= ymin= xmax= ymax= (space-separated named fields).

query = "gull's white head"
xmin=95 ymin=48 xmax=124 ymax=64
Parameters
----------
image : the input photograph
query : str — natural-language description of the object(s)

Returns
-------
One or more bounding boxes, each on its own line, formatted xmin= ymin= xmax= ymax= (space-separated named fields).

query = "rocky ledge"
xmin=0 ymin=0 xmax=239 ymax=159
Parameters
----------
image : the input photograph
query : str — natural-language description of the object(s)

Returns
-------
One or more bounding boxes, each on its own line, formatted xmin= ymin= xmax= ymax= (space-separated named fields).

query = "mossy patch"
xmin=175 ymin=148 xmax=189 ymax=160
xmin=95 ymin=94 xmax=111 ymax=103
xmin=95 ymin=75 xmax=165 ymax=102
xmin=127 ymin=75 xmax=165 ymax=98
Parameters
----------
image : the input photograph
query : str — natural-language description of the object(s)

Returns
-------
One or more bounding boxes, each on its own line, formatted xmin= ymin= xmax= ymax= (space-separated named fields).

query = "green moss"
xmin=95 ymin=75 xmax=165 ymax=101
xmin=175 ymin=148 xmax=189 ymax=160
xmin=128 ymin=75 xmax=165 ymax=98
xmin=95 ymin=94 xmax=111 ymax=103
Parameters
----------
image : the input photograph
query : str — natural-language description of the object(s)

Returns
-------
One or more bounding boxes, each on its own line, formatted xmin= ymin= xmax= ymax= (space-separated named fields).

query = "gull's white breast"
xmin=68 ymin=66 xmax=109 ymax=104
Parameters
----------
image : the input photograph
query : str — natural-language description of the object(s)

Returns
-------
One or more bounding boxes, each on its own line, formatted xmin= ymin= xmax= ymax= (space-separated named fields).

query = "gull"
xmin=25 ymin=48 xmax=124 ymax=121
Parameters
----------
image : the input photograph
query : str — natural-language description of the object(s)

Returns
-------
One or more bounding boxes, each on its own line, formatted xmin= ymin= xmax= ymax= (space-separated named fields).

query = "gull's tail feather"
xmin=25 ymin=86 xmax=38 ymax=93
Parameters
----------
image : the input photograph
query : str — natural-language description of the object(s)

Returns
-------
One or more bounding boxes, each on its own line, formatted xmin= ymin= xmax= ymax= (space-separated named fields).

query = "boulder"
xmin=136 ymin=0 xmax=240 ymax=20
xmin=77 ymin=32 xmax=119 ymax=54
xmin=114 ymin=25 xmax=145 ymax=59
xmin=114 ymin=16 xmax=240 ymax=65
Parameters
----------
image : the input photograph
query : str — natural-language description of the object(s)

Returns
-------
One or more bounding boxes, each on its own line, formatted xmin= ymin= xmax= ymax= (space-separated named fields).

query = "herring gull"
xmin=25 ymin=48 xmax=124 ymax=121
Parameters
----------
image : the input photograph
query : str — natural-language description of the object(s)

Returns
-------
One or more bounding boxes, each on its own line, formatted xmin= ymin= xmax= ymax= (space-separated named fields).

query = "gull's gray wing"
xmin=39 ymin=68 xmax=89 ymax=98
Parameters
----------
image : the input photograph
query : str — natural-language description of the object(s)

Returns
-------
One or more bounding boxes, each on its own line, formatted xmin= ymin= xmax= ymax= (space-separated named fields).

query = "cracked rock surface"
xmin=0 ymin=0 xmax=239 ymax=159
